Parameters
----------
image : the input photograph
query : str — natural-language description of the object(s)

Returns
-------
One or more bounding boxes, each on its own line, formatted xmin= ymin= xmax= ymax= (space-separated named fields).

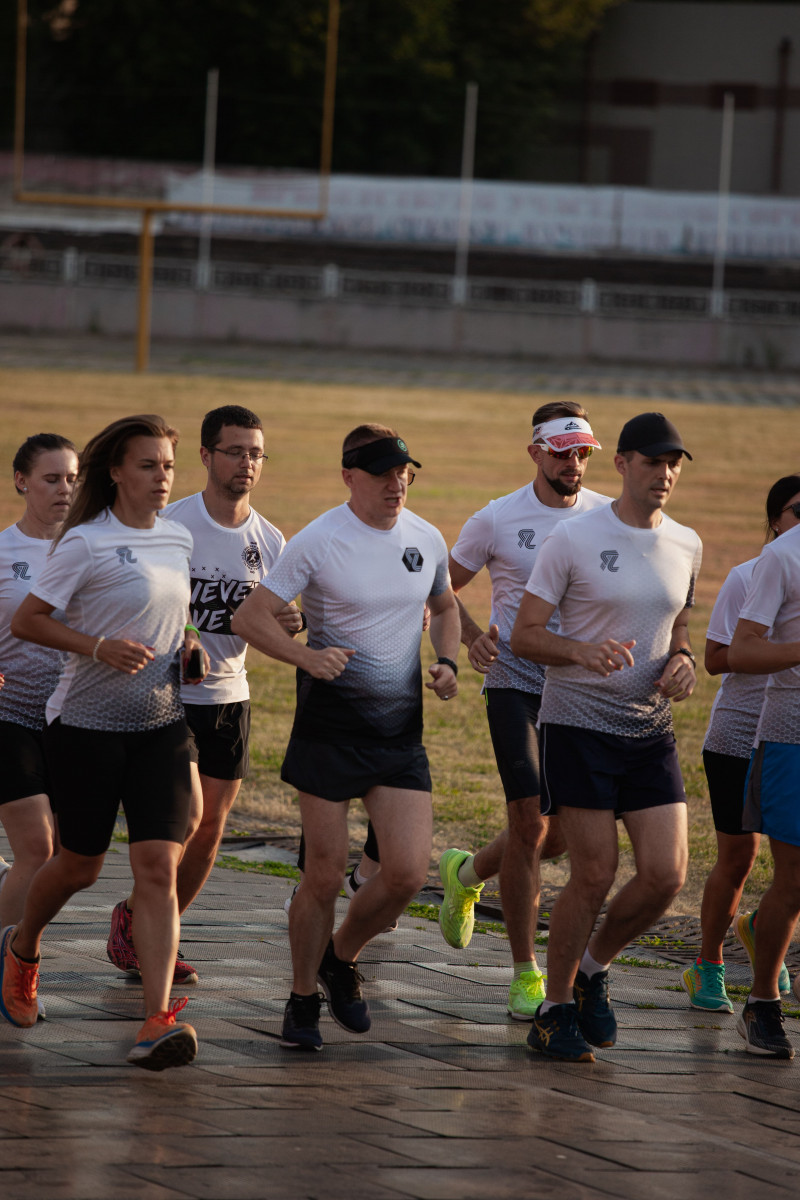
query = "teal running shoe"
xmin=735 ymin=911 xmax=790 ymax=994
xmin=681 ymin=959 xmax=733 ymax=1013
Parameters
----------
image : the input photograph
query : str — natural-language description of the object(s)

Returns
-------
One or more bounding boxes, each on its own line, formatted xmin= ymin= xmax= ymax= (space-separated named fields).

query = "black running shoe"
xmin=281 ymin=992 xmax=323 ymax=1051
xmin=317 ymin=939 xmax=371 ymax=1033
xmin=573 ymin=969 xmax=618 ymax=1047
xmin=527 ymin=1003 xmax=595 ymax=1062
xmin=737 ymin=998 xmax=794 ymax=1059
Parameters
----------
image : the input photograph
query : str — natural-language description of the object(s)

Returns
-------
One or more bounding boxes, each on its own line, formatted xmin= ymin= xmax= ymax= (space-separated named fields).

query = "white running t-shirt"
xmin=451 ymin=483 xmax=610 ymax=692
xmin=164 ymin=492 xmax=285 ymax=705
xmin=33 ymin=509 xmax=193 ymax=732
xmin=265 ymin=502 xmax=450 ymax=745
xmin=0 ymin=525 xmax=66 ymax=730
xmin=703 ymin=556 xmax=769 ymax=758
xmin=739 ymin=523 xmax=800 ymax=745
xmin=527 ymin=504 xmax=702 ymax=737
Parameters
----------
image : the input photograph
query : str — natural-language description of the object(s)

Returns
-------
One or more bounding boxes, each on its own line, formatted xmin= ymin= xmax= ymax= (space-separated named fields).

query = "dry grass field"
xmin=2 ymin=365 xmax=799 ymax=914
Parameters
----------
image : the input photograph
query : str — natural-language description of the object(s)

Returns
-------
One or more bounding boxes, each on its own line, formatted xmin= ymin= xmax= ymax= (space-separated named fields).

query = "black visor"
xmin=342 ymin=437 xmax=422 ymax=475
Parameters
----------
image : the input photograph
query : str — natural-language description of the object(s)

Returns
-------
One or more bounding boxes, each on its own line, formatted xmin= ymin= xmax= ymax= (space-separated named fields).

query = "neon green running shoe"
xmin=681 ymin=959 xmax=733 ymax=1013
xmin=437 ymin=849 xmax=483 ymax=949
xmin=507 ymin=968 xmax=546 ymax=1020
xmin=735 ymin=911 xmax=791 ymax=994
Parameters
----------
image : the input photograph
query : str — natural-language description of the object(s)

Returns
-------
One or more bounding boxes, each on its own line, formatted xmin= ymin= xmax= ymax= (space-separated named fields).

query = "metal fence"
xmin=1 ymin=249 xmax=797 ymax=322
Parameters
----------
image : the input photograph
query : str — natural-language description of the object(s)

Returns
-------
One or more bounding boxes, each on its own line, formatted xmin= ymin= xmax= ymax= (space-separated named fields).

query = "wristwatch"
xmin=672 ymin=647 xmax=696 ymax=668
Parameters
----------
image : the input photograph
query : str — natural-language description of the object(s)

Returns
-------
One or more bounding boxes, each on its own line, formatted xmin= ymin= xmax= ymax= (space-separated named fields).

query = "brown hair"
xmin=13 ymin=433 xmax=77 ymax=495
xmin=532 ymin=400 xmax=589 ymax=432
xmin=341 ymin=423 xmax=399 ymax=457
xmin=54 ymin=414 xmax=178 ymax=546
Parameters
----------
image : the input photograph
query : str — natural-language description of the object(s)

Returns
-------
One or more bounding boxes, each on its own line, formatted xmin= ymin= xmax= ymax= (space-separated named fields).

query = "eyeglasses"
xmin=781 ymin=501 xmax=800 ymax=519
xmin=536 ymin=444 xmax=593 ymax=461
xmin=206 ymin=447 xmax=268 ymax=463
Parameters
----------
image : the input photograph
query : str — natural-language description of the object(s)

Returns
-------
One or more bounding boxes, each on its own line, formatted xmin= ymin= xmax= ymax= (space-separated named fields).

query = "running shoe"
xmin=127 ymin=996 xmax=198 ymax=1071
xmin=0 ymin=926 xmax=39 ymax=1028
xmin=173 ymin=950 xmax=199 ymax=986
xmin=734 ymin=910 xmax=791 ymax=994
xmin=793 ymin=973 xmax=800 ymax=1005
xmin=573 ymin=969 xmax=618 ymax=1047
xmin=317 ymin=938 xmax=371 ymax=1033
xmin=0 ymin=857 xmax=10 ymax=893
xmin=37 ymin=995 xmax=46 ymax=1021
xmin=437 ymin=848 xmax=484 ymax=949
xmin=107 ymin=899 xmax=198 ymax=984
xmin=283 ymin=883 xmax=300 ymax=915
xmin=681 ymin=959 xmax=734 ymax=1013
xmin=736 ymin=998 xmax=794 ymax=1059
xmin=343 ymin=869 xmax=398 ymax=932
xmin=107 ymin=900 xmax=140 ymax=975
xmin=507 ymin=968 xmax=546 ymax=1020
xmin=526 ymin=1003 xmax=595 ymax=1062
xmin=280 ymin=992 xmax=323 ymax=1051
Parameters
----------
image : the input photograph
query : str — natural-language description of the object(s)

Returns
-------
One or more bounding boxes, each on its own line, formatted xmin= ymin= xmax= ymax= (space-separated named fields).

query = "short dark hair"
xmin=342 ymin=423 xmax=399 ymax=457
xmin=201 ymin=405 xmax=262 ymax=449
xmin=532 ymin=400 xmax=588 ymax=429
xmin=766 ymin=474 xmax=800 ymax=540
xmin=13 ymin=433 xmax=76 ymax=495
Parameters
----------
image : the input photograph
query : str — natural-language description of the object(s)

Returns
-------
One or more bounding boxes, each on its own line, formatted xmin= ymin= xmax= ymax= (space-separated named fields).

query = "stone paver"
xmin=2 ymin=833 xmax=800 ymax=1199
xmin=1 ymin=333 xmax=799 ymax=406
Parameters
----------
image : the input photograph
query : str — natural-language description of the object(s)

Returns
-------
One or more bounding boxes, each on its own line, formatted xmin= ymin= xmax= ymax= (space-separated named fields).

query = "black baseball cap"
xmin=617 ymin=412 xmax=693 ymax=461
xmin=341 ymin=436 xmax=421 ymax=475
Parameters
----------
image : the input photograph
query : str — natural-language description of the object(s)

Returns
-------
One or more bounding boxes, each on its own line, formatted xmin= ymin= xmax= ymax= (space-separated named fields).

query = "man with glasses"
xmin=513 ymin=412 xmax=701 ymax=1061
xmin=439 ymin=402 xmax=609 ymax=1020
xmin=107 ymin=404 xmax=300 ymax=982
xmin=233 ymin=423 xmax=460 ymax=1050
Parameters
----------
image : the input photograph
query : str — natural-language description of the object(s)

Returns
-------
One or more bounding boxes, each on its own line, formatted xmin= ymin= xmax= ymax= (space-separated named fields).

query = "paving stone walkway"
xmin=2 ymin=832 xmax=800 ymax=1200
xmin=2 ymin=333 xmax=799 ymax=406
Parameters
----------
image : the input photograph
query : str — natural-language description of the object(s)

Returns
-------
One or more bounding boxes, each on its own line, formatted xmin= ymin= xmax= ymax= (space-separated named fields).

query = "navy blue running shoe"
xmin=281 ymin=992 xmax=323 ymax=1051
xmin=574 ymin=969 xmax=618 ymax=1047
xmin=527 ymin=1003 xmax=595 ymax=1062
xmin=317 ymin=939 xmax=371 ymax=1034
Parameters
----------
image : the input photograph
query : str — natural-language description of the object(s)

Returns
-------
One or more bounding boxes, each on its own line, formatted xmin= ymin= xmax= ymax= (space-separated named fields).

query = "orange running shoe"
xmin=126 ymin=996 xmax=198 ymax=1071
xmin=0 ymin=926 xmax=39 ymax=1028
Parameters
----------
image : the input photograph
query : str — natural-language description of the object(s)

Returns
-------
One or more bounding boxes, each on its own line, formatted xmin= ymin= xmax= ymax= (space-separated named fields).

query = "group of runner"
xmin=0 ymin=402 xmax=798 ymax=1069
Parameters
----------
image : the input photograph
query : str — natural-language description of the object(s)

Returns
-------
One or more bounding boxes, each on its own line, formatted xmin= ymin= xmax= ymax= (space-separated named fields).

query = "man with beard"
xmin=106 ymin=405 xmax=300 ymax=983
xmin=438 ymin=402 xmax=609 ymax=1020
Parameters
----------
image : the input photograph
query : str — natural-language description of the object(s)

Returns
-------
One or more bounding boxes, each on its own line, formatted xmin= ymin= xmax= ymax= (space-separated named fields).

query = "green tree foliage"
xmin=16 ymin=0 xmax=623 ymax=179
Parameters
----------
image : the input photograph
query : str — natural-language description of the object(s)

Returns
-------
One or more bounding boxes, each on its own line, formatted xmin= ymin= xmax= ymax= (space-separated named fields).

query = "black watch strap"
xmin=672 ymin=647 xmax=696 ymax=668
xmin=437 ymin=656 xmax=458 ymax=676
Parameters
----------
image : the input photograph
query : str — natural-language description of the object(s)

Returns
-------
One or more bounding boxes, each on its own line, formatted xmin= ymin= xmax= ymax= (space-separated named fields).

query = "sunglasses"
xmin=781 ymin=501 xmax=800 ymax=519
xmin=537 ymin=444 xmax=593 ymax=461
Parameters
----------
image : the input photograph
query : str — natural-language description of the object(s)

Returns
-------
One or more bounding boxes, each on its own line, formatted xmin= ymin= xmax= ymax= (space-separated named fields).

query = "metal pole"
xmin=318 ymin=0 xmax=340 ymax=213
xmin=136 ymin=209 xmax=155 ymax=372
xmin=197 ymin=67 xmax=219 ymax=291
xmin=711 ymin=92 xmax=735 ymax=318
xmin=453 ymin=82 xmax=478 ymax=306
xmin=13 ymin=0 xmax=28 ymax=195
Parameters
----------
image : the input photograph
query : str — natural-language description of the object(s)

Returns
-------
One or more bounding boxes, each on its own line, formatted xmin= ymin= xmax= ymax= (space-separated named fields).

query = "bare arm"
xmin=425 ymin=587 xmax=461 ymax=700
xmin=728 ymin=618 xmax=800 ymax=674
xmin=448 ymin=554 xmax=499 ymax=673
xmin=231 ymin=585 xmax=354 ymax=681
xmin=653 ymin=610 xmax=697 ymax=701
xmin=510 ymin=591 xmax=636 ymax=676
xmin=705 ymin=638 xmax=730 ymax=676
xmin=11 ymin=593 xmax=155 ymax=675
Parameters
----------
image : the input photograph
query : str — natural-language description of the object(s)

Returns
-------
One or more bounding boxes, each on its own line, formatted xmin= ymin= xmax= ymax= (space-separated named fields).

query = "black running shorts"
xmin=281 ymin=737 xmax=431 ymax=802
xmin=702 ymin=748 xmax=751 ymax=836
xmin=184 ymin=700 xmax=251 ymax=781
xmin=43 ymin=717 xmax=194 ymax=856
xmin=484 ymin=688 xmax=542 ymax=804
xmin=0 ymin=720 xmax=50 ymax=806
xmin=540 ymin=723 xmax=686 ymax=815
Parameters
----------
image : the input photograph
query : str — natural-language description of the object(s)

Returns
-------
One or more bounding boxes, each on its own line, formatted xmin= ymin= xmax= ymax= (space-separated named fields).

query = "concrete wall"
xmin=590 ymin=2 xmax=800 ymax=194
xmin=1 ymin=278 xmax=797 ymax=371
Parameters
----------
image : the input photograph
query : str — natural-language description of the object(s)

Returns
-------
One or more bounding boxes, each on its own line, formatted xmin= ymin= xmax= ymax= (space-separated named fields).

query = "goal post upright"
xmin=12 ymin=0 xmax=341 ymax=371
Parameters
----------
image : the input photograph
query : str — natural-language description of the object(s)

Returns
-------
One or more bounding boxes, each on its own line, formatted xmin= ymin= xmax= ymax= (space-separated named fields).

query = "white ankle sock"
xmin=579 ymin=949 xmax=610 ymax=978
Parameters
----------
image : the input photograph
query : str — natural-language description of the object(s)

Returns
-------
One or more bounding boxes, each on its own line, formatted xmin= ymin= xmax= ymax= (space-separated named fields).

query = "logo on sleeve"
xmin=600 ymin=550 xmax=620 ymax=572
xmin=115 ymin=546 xmax=138 ymax=565
xmin=11 ymin=561 xmax=31 ymax=580
xmin=517 ymin=529 xmax=536 ymax=549
xmin=402 ymin=547 xmax=423 ymax=573
xmin=241 ymin=542 xmax=262 ymax=573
